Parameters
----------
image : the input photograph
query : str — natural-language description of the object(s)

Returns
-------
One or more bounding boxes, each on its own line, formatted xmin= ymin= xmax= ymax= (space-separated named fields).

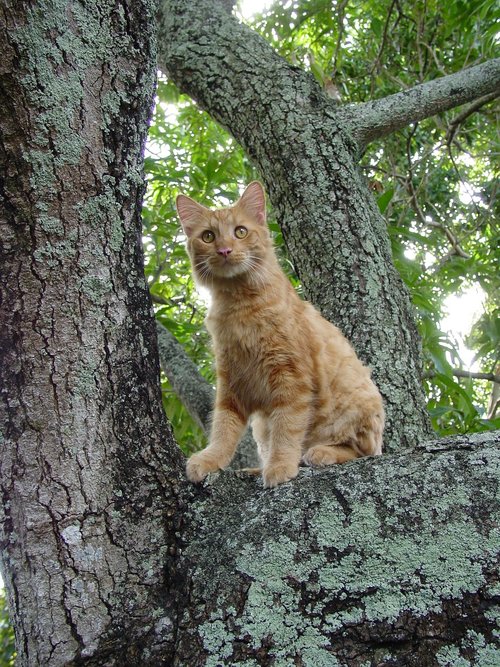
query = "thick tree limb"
xmin=342 ymin=58 xmax=500 ymax=150
xmin=156 ymin=322 xmax=258 ymax=467
xmin=156 ymin=322 xmax=214 ymax=431
xmin=176 ymin=430 xmax=500 ymax=665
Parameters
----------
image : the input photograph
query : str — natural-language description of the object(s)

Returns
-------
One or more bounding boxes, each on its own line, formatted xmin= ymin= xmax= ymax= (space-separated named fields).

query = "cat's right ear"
xmin=238 ymin=181 xmax=266 ymax=225
xmin=176 ymin=195 xmax=207 ymax=237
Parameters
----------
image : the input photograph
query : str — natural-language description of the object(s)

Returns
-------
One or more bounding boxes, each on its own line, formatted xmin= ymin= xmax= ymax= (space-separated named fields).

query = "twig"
xmin=369 ymin=0 xmax=397 ymax=83
xmin=332 ymin=0 xmax=349 ymax=77
xmin=405 ymin=127 xmax=471 ymax=262
xmin=424 ymin=369 xmax=500 ymax=383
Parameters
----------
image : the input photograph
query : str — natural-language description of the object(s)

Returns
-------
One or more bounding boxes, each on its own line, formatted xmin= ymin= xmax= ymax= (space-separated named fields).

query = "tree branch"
xmin=156 ymin=321 xmax=258 ymax=467
xmin=181 ymin=431 xmax=500 ymax=664
xmin=156 ymin=321 xmax=215 ymax=431
xmin=446 ymin=90 xmax=500 ymax=146
xmin=424 ymin=369 xmax=500 ymax=383
xmin=404 ymin=128 xmax=471 ymax=261
xmin=343 ymin=58 xmax=500 ymax=150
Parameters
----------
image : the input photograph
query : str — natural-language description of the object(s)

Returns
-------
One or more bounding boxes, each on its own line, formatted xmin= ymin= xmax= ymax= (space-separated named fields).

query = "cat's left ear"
xmin=176 ymin=194 xmax=208 ymax=237
xmin=237 ymin=181 xmax=266 ymax=225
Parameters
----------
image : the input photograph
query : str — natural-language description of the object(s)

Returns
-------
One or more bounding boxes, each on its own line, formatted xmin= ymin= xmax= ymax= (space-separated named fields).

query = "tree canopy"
xmin=145 ymin=0 xmax=500 ymax=453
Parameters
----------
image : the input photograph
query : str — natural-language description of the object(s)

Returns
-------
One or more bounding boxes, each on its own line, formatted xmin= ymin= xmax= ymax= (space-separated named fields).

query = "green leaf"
xmin=377 ymin=188 xmax=395 ymax=214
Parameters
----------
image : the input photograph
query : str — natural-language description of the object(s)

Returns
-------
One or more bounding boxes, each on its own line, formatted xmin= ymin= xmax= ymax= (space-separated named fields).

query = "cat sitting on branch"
xmin=176 ymin=182 xmax=384 ymax=488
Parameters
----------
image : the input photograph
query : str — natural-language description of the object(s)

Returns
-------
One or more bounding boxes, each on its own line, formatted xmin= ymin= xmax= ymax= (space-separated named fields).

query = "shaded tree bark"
xmin=1 ymin=2 xmax=499 ymax=666
xmin=174 ymin=431 xmax=500 ymax=666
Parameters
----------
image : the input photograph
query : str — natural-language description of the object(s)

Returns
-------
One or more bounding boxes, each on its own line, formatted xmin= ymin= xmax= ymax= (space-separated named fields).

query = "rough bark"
xmin=157 ymin=0 xmax=436 ymax=453
xmin=0 ymin=1 xmax=185 ymax=664
xmin=175 ymin=431 xmax=500 ymax=666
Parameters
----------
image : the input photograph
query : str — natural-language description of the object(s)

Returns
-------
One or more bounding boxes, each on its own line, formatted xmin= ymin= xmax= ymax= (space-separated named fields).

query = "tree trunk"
xmin=0 ymin=2 xmax=185 ymax=664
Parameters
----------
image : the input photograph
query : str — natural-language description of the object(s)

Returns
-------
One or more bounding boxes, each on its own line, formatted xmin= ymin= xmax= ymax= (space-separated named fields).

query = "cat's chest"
xmin=206 ymin=308 xmax=264 ymax=355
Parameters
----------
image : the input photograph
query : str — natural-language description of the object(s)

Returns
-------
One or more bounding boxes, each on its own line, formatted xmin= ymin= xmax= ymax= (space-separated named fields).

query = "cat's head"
xmin=176 ymin=182 xmax=273 ymax=287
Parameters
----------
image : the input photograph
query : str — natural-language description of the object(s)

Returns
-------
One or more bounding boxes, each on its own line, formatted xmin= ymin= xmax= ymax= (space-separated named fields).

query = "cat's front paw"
xmin=186 ymin=450 xmax=221 ymax=483
xmin=262 ymin=462 xmax=299 ymax=488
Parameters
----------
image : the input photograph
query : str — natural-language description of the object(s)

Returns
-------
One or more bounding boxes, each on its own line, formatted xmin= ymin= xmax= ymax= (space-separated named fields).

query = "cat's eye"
xmin=235 ymin=226 xmax=248 ymax=239
xmin=201 ymin=230 xmax=215 ymax=243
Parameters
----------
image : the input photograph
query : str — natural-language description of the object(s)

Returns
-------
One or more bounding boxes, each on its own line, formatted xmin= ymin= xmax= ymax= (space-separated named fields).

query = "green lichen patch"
xmin=26 ymin=149 xmax=57 ymax=195
xmin=78 ymin=192 xmax=124 ymax=252
xmin=79 ymin=276 xmax=111 ymax=306
xmin=436 ymin=631 xmax=500 ymax=666
xmin=33 ymin=239 xmax=77 ymax=268
xmin=74 ymin=357 xmax=99 ymax=398
xmin=38 ymin=213 xmax=64 ymax=236
xmin=12 ymin=0 xmax=151 ymax=204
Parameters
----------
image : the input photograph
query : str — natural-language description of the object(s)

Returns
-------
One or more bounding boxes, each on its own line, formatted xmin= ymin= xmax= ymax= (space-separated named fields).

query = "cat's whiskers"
xmin=243 ymin=254 xmax=274 ymax=303
xmin=194 ymin=258 xmax=214 ymax=287
xmin=245 ymin=255 xmax=271 ymax=288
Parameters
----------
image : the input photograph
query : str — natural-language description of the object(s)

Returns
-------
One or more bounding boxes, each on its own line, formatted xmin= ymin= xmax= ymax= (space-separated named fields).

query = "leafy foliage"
xmin=0 ymin=588 xmax=15 ymax=666
xmin=143 ymin=0 xmax=499 ymax=451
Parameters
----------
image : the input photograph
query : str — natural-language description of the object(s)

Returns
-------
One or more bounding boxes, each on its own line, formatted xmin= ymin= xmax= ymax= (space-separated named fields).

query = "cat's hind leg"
xmin=303 ymin=415 xmax=384 ymax=467
xmin=302 ymin=443 xmax=359 ymax=467
xmin=303 ymin=403 xmax=384 ymax=468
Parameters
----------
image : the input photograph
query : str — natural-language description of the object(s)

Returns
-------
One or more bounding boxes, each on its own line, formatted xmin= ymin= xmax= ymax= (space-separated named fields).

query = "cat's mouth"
xmin=195 ymin=252 xmax=262 ymax=282
xmin=210 ymin=256 xmax=248 ymax=278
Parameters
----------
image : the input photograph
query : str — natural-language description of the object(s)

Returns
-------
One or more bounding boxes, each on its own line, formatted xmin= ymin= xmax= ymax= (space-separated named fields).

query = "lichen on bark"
xmin=176 ymin=431 xmax=500 ymax=666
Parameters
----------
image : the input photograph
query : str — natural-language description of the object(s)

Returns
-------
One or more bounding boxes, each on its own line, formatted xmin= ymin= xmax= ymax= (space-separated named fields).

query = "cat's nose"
xmin=217 ymin=247 xmax=232 ymax=258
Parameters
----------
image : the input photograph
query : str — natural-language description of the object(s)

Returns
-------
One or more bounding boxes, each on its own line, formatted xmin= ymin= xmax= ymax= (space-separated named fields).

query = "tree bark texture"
xmin=0 ymin=1 xmax=185 ymax=664
xmin=343 ymin=59 xmax=500 ymax=150
xmin=157 ymin=0 xmax=438 ymax=453
xmin=175 ymin=431 xmax=500 ymax=667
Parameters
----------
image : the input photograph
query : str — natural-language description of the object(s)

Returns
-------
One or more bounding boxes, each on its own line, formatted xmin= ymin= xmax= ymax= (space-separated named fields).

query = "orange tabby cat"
xmin=176 ymin=182 xmax=384 ymax=488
